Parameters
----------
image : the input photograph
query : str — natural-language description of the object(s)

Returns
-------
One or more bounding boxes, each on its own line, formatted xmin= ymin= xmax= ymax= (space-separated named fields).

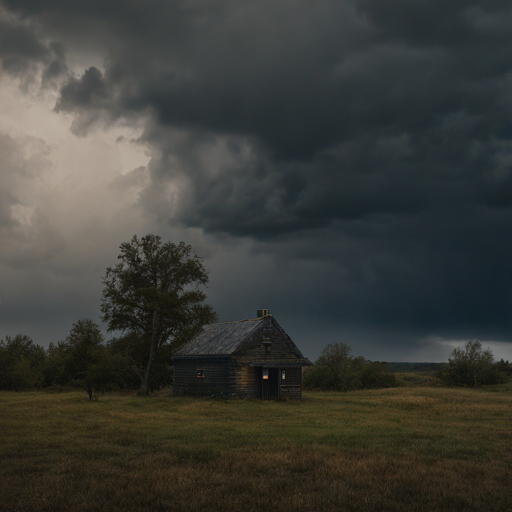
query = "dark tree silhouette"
xmin=101 ymin=235 xmax=217 ymax=395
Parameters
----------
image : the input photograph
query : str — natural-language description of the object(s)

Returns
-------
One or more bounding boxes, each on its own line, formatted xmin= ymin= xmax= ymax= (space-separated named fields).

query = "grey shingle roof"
xmin=174 ymin=319 xmax=264 ymax=356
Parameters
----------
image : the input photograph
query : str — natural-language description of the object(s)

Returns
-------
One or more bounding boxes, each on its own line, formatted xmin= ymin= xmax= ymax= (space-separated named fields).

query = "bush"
xmin=303 ymin=343 xmax=396 ymax=391
xmin=43 ymin=319 xmax=141 ymax=397
xmin=437 ymin=340 xmax=505 ymax=387
xmin=361 ymin=361 xmax=397 ymax=389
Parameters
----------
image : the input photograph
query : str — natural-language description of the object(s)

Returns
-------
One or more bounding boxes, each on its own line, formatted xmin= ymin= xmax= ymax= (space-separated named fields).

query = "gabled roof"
xmin=173 ymin=318 xmax=265 ymax=357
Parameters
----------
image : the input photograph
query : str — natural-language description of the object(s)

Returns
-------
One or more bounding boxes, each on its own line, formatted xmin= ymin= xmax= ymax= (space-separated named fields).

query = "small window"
xmin=197 ymin=369 xmax=204 ymax=378
xmin=281 ymin=370 xmax=286 ymax=380
xmin=262 ymin=368 xmax=269 ymax=380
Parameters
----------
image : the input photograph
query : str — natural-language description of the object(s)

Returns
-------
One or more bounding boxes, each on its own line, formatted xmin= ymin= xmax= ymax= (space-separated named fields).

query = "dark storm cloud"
xmin=0 ymin=9 xmax=67 ymax=83
xmin=7 ymin=0 xmax=512 ymax=229
xmin=0 ymin=14 xmax=47 ymax=73
xmin=3 ymin=0 xmax=512 ymax=352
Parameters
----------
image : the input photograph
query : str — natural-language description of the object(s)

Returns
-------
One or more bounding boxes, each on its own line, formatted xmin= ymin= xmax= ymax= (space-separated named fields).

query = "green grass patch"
xmin=1 ymin=387 xmax=512 ymax=511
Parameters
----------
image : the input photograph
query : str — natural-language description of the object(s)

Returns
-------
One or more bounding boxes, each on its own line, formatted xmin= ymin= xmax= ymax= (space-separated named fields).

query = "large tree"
xmin=101 ymin=235 xmax=217 ymax=395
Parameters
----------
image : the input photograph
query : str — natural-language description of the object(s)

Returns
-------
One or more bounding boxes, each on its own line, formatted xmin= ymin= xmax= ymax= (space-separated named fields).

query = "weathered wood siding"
xmin=173 ymin=356 xmax=230 ymax=395
xmin=173 ymin=316 xmax=309 ymax=399
xmin=229 ymin=317 xmax=305 ymax=399
xmin=279 ymin=367 xmax=302 ymax=399
xmin=228 ymin=360 xmax=259 ymax=399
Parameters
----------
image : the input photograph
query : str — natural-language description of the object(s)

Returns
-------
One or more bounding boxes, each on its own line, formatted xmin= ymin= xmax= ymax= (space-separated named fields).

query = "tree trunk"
xmin=141 ymin=310 xmax=159 ymax=396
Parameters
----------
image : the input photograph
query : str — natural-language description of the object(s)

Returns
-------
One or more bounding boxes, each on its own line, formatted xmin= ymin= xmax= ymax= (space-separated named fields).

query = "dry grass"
xmin=1 ymin=387 xmax=512 ymax=511
xmin=394 ymin=371 xmax=441 ymax=387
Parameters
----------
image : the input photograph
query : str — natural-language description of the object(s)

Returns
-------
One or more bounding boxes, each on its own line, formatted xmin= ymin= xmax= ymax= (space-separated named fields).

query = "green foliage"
xmin=43 ymin=341 xmax=72 ymax=387
xmin=101 ymin=235 xmax=217 ymax=394
xmin=303 ymin=342 xmax=396 ymax=391
xmin=64 ymin=319 xmax=105 ymax=386
xmin=86 ymin=351 xmax=138 ymax=392
xmin=43 ymin=319 xmax=104 ymax=388
xmin=43 ymin=319 xmax=134 ymax=397
xmin=361 ymin=361 xmax=398 ymax=389
xmin=0 ymin=334 xmax=46 ymax=390
xmin=495 ymin=358 xmax=512 ymax=378
xmin=437 ymin=340 xmax=504 ymax=387
xmin=107 ymin=333 xmax=169 ymax=390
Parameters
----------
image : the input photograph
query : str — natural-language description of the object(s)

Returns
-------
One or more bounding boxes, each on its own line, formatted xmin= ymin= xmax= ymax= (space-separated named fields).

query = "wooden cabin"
xmin=173 ymin=310 xmax=312 ymax=399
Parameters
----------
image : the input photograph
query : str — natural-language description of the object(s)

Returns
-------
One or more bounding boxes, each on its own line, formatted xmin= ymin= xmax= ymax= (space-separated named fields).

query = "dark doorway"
xmin=259 ymin=367 xmax=279 ymax=400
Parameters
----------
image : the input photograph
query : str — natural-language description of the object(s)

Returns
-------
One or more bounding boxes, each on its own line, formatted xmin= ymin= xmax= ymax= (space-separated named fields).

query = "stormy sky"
xmin=1 ymin=0 xmax=512 ymax=362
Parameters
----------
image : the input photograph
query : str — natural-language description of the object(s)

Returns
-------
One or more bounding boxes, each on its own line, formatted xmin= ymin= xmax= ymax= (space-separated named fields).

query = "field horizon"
xmin=2 ymin=386 xmax=511 ymax=511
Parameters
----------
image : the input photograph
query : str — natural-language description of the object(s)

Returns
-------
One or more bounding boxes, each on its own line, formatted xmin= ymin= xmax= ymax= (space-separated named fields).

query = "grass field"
xmin=393 ymin=371 xmax=440 ymax=387
xmin=1 ymin=387 xmax=512 ymax=511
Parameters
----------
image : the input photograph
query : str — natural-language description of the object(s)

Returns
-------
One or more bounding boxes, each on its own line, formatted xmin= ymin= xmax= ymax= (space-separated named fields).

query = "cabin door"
xmin=261 ymin=367 xmax=279 ymax=400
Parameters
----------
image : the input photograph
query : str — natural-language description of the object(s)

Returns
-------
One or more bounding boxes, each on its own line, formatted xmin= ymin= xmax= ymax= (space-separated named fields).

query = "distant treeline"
xmin=0 ymin=320 xmax=174 ymax=395
xmin=386 ymin=362 xmax=445 ymax=373
xmin=3 ymin=327 xmax=512 ymax=395
xmin=303 ymin=341 xmax=512 ymax=391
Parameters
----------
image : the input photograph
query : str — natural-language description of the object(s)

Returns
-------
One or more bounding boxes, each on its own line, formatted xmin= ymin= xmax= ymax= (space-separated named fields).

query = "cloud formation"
xmin=1 ymin=0 xmax=512 ymax=360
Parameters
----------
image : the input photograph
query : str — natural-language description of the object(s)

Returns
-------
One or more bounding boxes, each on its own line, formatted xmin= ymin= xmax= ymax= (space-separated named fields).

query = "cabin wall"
xmin=279 ymin=367 xmax=302 ymax=399
xmin=228 ymin=360 xmax=258 ymax=399
xmin=173 ymin=356 xmax=230 ymax=395
xmin=173 ymin=317 xmax=307 ymax=399
xmin=229 ymin=317 xmax=305 ymax=399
